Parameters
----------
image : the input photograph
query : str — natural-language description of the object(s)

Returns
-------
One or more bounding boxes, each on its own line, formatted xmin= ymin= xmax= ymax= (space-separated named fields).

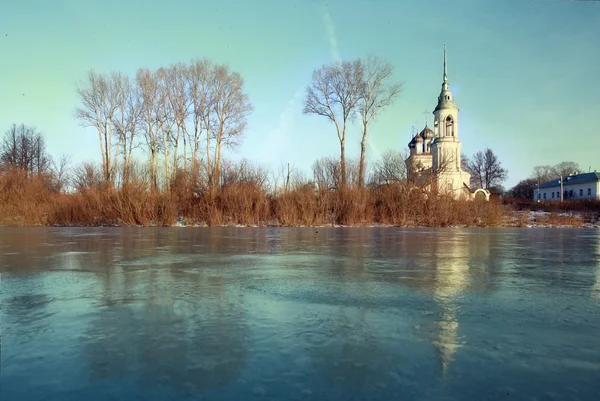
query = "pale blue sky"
xmin=1 ymin=0 xmax=599 ymax=188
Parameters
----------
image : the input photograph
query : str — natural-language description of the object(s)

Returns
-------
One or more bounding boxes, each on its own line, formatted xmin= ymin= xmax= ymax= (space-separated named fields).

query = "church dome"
xmin=408 ymin=136 xmax=417 ymax=148
xmin=419 ymin=126 xmax=434 ymax=139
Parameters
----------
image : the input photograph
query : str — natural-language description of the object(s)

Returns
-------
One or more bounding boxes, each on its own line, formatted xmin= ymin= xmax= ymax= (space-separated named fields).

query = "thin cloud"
xmin=263 ymin=87 xmax=304 ymax=158
xmin=321 ymin=6 xmax=341 ymax=63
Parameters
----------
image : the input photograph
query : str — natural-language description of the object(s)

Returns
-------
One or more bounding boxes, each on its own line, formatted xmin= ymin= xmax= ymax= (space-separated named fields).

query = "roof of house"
xmin=538 ymin=172 xmax=600 ymax=189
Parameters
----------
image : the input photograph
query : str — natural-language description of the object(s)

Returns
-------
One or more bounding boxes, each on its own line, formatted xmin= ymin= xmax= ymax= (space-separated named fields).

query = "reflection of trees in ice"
xmin=302 ymin=306 xmax=391 ymax=397
xmin=84 ymin=265 xmax=247 ymax=397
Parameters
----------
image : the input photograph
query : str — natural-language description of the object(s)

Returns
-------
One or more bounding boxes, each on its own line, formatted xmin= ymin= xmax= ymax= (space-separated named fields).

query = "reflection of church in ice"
xmin=405 ymin=46 xmax=490 ymax=201
xmin=431 ymin=241 xmax=469 ymax=376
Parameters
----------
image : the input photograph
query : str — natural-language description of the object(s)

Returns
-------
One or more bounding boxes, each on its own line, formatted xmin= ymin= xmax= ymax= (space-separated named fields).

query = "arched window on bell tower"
xmin=445 ymin=115 xmax=454 ymax=137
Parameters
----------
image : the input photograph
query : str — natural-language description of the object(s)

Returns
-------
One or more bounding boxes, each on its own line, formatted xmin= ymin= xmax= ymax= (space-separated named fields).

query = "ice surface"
xmin=1 ymin=227 xmax=599 ymax=400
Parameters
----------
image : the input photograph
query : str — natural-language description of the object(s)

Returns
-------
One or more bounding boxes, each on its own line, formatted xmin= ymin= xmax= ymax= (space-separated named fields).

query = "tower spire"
xmin=443 ymin=43 xmax=447 ymax=82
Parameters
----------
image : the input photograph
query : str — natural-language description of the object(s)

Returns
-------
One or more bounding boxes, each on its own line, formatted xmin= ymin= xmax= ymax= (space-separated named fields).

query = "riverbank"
xmin=2 ymin=170 xmax=598 ymax=228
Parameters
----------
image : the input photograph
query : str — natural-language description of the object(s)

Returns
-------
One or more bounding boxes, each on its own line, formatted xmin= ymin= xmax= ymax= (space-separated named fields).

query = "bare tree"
xmin=164 ymin=64 xmax=191 ymax=181
xmin=371 ymin=149 xmax=406 ymax=185
xmin=153 ymin=67 xmax=176 ymax=190
xmin=508 ymin=178 xmax=537 ymax=200
xmin=0 ymin=124 xmax=51 ymax=176
xmin=531 ymin=164 xmax=555 ymax=185
xmin=357 ymin=56 xmax=402 ymax=187
xmin=220 ymin=158 xmax=270 ymax=190
xmin=551 ymin=161 xmax=581 ymax=179
xmin=111 ymin=72 xmax=142 ymax=185
xmin=461 ymin=153 xmax=470 ymax=172
xmin=76 ymin=71 xmax=116 ymax=184
xmin=530 ymin=161 xmax=581 ymax=191
xmin=312 ymin=156 xmax=342 ymax=191
xmin=304 ymin=60 xmax=363 ymax=189
xmin=136 ymin=68 xmax=163 ymax=190
xmin=187 ymin=59 xmax=215 ymax=185
xmin=72 ymin=162 xmax=103 ymax=191
xmin=210 ymin=64 xmax=253 ymax=192
xmin=50 ymin=153 xmax=72 ymax=192
xmin=466 ymin=148 xmax=507 ymax=189
xmin=75 ymin=61 xmax=251 ymax=193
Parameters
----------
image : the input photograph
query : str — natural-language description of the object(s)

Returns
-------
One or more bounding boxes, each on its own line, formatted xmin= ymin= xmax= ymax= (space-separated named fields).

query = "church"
xmin=405 ymin=46 xmax=489 ymax=201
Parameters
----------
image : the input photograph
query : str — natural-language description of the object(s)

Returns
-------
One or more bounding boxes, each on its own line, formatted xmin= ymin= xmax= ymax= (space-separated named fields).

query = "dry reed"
xmin=1 ymin=166 xmax=589 ymax=228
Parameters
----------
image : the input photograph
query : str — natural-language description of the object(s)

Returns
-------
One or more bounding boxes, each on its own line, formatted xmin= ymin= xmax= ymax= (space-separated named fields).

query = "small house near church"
xmin=533 ymin=172 xmax=600 ymax=201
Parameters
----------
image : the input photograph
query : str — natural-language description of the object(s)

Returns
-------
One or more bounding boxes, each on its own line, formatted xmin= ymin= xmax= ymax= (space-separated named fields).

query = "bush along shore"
xmin=1 ymin=167 xmax=598 ymax=228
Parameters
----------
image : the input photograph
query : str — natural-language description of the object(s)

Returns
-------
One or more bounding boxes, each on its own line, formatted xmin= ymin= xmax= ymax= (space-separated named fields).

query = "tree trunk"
xmin=340 ymin=122 xmax=347 ymax=190
xmin=206 ymin=129 xmax=212 ymax=191
xmin=172 ymin=127 xmax=180 ymax=182
xmin=213 ymin=136 xmax=222 ymax=191
xmin=103 ymin=123 xmax=110 ymax=183
xmin=163 ymin=133 xmax=170 ymax=191
xmin=97 ymin=123 xmax=107 ymax=184
xmin=340 ymin=139 xmax=346 ymax=190
xmin=359 ymin=122 xmax=368 ymax=188
xmin=183 ymin=133 xmax=187 ymax=174
xmin=122 ymin=138 xmax=128 ymax=186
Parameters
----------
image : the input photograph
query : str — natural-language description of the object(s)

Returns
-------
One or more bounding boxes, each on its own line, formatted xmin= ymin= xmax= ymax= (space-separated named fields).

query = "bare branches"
xmin=358 ymin=55 xmax=402 ymax=187
xmin=0 ymin=124 xmax=51 ymax=176
xmin=359 ymin=55 xmax=402 ymax=125
xmin=75 ymin=71 xmax=112 ymax=182
xmin=370 ymin=149 xmax=407 ymax=185
xmin=76 ymin=60 xmax=252 ymax=193
xmin=466 ymin=148 xmax=507 ymax=189
xmin=304 ymin=60 xmax=363 ymax=189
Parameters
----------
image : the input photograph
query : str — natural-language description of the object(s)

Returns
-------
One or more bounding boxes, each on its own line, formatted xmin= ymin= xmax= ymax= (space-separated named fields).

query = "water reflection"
xmin=84 ymin=261 xmax=247 ymax=396
xmin=429 ymin=234 xmax=469 ymax=377
xmin=2 ymin=227 xmax=600 ymax=401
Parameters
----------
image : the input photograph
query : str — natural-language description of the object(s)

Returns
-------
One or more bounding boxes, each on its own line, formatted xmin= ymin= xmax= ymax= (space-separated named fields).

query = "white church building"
xmin=405 ymin=46 xmax=489 ymax=200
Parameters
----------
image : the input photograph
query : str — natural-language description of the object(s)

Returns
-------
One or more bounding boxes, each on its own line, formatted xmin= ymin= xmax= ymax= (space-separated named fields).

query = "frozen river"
xmin=1 ymin=227 xmax=600 ymax=400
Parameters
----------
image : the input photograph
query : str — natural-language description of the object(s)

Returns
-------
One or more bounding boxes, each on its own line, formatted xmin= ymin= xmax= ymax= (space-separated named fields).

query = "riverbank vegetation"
xmin=2 ymin=151 xmax=597 ymax=228
xmin=0 ymin=153 xmax=507 ymax=227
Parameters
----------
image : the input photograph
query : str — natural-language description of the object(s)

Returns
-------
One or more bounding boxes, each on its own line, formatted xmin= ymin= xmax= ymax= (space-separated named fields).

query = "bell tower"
xmin=430 ymin=45 xmax=470 ymax=196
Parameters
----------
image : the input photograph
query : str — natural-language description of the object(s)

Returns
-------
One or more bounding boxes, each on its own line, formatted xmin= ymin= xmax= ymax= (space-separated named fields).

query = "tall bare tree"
xmin=187 ymin=59 xmax=215 ymax=175
xmin=155 ymin=67 xmax=176 ymax=189
xmin=211 ymin=64 xmax=253 ymax=192
xmin=164 ymin=63 xmax=190 ymax=180
xmin=111 ymin=72 xmax=141 ymax=185
xmin=357 ymin=56 xmax=402 ymax=187
xmin=136 ymin=68 xmax=162 ymax=189
xmin=466 ymin=148 xmax=507 ymax=189
xmin=304 ymin=60 xmax=363 ymax=189
xmin=76 ymin=71 xmax=116 ymax=184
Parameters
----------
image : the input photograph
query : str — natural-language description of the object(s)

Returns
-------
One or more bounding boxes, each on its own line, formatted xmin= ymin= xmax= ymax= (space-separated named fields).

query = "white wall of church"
xmin=432 ymin=140 xmax=461 ymax=173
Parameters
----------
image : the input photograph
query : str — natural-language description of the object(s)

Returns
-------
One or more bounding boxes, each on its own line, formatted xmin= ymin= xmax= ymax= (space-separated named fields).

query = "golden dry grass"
xmin=1 ymin=167 xmax=588 ymax=228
